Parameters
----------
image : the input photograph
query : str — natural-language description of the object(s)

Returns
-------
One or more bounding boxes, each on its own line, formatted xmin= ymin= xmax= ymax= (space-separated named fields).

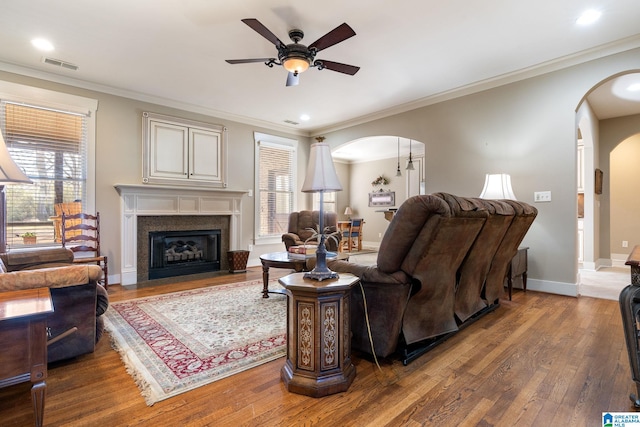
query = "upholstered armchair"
xmin=282 ymin=210 xmax=342 ymax=252
xmin=0 ymin=248 xmax=108 ymax=363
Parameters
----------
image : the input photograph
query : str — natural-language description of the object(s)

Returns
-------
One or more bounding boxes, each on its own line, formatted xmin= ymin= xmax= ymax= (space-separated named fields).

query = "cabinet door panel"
xmin=189 ymin=128 xmax=221 ymax=182
xmin=150 ymin=121 xmax=188 ymax=179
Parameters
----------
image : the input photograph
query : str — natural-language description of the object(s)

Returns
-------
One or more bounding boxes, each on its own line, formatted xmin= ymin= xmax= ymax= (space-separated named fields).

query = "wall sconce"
xmin=479 ymin=173 xmax=517 ymax=200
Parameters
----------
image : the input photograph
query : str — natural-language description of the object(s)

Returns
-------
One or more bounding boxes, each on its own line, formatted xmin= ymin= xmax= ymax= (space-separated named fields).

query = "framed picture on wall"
xmin=369 ymin=191 xmax=395 ymax=207
xmin=595 ymin=168 xmax=603 ymax=194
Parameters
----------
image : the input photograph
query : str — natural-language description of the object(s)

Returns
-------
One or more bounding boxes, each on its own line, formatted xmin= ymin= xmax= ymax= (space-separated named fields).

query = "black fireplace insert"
xmin=148 ymin=229 xmax=221 ymax=280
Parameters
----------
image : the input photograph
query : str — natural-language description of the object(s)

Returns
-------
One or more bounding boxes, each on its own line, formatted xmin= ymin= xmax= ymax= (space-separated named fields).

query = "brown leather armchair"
xmin=282 ymin=210 xmax=342 ymax=252
xmin=329 ymin=193 xmax=537 ymax=363
xmin=0 ymin=248 xmax=108 ymax=363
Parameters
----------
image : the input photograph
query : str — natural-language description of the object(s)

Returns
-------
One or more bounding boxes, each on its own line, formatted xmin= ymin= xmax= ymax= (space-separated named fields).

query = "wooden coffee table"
xmin=259 ymin=251 xmax=349 ymax=298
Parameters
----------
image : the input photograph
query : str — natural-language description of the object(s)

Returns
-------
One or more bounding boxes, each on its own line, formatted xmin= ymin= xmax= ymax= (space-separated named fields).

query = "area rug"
xmin=103 ymin=279 xmax=286 ymax=405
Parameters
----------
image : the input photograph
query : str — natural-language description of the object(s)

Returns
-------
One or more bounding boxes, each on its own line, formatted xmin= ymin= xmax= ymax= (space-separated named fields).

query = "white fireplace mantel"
xmin=115 ymin=183 xmax=248 ymax=285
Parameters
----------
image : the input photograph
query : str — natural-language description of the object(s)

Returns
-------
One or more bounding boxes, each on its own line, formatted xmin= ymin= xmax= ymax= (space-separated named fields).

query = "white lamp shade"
xmin=0 ymin=131 xmax=31 ymax=184
xmin=479 ymin=173 xmax=516 ymax=200
xmin=344 ymin=206 xmax=352 ymax=215
xmin=301 ymin=142 xmax=343 ymax=193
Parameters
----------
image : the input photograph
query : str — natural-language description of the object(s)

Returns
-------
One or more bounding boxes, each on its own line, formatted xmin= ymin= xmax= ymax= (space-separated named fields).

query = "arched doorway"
xmin=577 ymin=71 xmax=640 ymax=294
xmin=331 ymin=135 xmax=425 ymax=247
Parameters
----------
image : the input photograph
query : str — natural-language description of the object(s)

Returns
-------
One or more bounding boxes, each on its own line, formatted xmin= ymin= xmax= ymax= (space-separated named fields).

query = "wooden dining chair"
xmin=342 ymin=218 xmax=364 ymax=252
xmin=61 ymin=212 xmax=108 ymax=288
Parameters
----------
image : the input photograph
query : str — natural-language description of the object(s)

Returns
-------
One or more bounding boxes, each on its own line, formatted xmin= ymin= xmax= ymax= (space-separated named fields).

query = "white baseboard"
xmin=525 ymin=279 xmax=578 ymax=297
xmin=612 ymin=253 xmax=629 ymax=268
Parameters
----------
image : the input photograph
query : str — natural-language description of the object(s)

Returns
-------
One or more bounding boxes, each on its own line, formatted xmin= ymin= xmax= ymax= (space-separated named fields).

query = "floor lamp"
xmin=301 ymin=141 xmax=343 ymax=281
xmin=0 ymin=131 xmax=33 ymax=252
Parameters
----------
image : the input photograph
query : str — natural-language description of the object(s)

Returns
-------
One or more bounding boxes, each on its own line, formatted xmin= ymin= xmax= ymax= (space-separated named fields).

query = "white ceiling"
xmin=1 ymin=0 xmax=640 ymax=151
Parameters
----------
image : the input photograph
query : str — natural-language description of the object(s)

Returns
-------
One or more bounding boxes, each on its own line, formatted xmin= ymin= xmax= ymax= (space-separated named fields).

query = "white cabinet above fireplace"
xmin=142 ymin=112 xmax=227 ymax=188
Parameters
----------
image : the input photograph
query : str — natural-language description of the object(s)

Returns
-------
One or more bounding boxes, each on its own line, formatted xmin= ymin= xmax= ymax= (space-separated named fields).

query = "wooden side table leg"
xmin=261 ymin=263 xmax=270 ymax=298
xmin=523 ymin=272 xmax=527 ymax=293
xmin=31 ymin=381 xmax=46 ymax=427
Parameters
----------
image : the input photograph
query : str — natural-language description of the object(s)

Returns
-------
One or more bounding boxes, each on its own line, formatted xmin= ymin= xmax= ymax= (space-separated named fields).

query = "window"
xmin=313 ymin=191 xmax=337 ymax=213
xmin=255 ymin=133 xmax=297 ymax=241
xmin=0 ymin=81 xmax=97 ymax=249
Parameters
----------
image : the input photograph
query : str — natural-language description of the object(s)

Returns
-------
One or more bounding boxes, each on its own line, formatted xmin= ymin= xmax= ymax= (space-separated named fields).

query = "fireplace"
xmin=137 ymin=215 xmax=230 ymax=282
xmin=115 ymin=184 xmax=246 ymax=286
xmin=148 ymin=229 xmax=221 ymax=280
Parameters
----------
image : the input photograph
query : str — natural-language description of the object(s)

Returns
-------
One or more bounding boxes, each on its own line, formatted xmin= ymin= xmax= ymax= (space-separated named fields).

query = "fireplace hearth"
xmin=149 ymin=229 xmax=221 ymax=280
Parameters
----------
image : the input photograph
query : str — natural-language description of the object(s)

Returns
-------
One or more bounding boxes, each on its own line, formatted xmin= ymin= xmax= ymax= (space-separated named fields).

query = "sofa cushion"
xmin=377 ymin=195 xmax=451 ymax=274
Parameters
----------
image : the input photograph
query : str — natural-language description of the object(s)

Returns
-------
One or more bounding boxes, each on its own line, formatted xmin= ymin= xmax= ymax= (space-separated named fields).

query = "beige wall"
xmin=2 ymin=45 xmax=640 ymax=293
xmin=0 ymin=70 xmax=310 ymax=280
xmin=323 ymin=47 xmax=640 ymax=294
xmin=601 ymin=114 xmax=640 ymax=260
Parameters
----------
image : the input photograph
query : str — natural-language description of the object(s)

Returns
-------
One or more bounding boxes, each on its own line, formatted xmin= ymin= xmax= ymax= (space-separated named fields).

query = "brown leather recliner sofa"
xmin=0 ymin=248 xmax=109 ymax=363
xmin=329 ymin=193 xmax=537 ymax=363
xmin=282 ymin=210 xmax=342 ymax=252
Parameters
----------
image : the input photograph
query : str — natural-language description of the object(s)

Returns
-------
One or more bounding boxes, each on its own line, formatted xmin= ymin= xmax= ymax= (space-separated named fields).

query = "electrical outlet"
xmin=623 ymin=241 xmax=629 ymax=248
xmin=378 ymin=233 xmax=382 ymax=238
xmin=248 ymin=244 xmax=253 ymax=251
xmin=534 ymin=191 xmax=552 ymax=202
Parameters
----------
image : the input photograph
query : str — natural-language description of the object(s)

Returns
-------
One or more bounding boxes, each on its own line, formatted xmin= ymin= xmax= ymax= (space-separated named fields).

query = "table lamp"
xmin=479 ymin=173 xmax=516 ymax=200
xmin=344 ymin=206 xmax=352 ymax=219
xmin=0 ymin=131 xmax=33 ymax=252
xmin=301 ymin=140 xmax=343 ymax=281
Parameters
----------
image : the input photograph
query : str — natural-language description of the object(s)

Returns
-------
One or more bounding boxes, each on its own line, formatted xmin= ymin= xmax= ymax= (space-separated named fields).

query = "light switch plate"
xmin=534 ymin=191 xmax=551 ymax=202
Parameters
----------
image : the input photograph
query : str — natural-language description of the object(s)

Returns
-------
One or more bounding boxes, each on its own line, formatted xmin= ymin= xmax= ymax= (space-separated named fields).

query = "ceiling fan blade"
xmin=318 ymin=60 xmax=360 ymax=75
xmin=241 ymin=18 xmax=285 ymax=47
xmin=286 ymin=72 xmax=299 ymax=87
xmin=225 ymin=58 xmax=274 ymax=64
xmin=309 ymin=23 xmax=356 ymax=52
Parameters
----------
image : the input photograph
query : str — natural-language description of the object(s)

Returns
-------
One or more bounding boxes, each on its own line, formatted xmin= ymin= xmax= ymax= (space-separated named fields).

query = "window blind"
xmin=0 ymin=101 xmax=88 ymax=248
xmin=258 ymin=142 xmax=295 ymax=237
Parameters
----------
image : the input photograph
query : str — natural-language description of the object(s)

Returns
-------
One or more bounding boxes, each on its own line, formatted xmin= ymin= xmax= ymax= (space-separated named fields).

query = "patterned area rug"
xmin=103 ymin=279 xmax=286 ymax=405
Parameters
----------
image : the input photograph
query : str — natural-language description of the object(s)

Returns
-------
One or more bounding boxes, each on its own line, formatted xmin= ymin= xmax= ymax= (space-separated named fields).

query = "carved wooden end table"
xmin=0 ymin=287 xmax=54 ymax=427
xmin=278 ymin=272 xmax=359 ymax=397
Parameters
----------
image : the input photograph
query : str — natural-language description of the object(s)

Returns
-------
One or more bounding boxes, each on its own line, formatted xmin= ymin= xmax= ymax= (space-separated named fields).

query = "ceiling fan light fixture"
xmin=283 ymin=56 xmax=310 ymax=74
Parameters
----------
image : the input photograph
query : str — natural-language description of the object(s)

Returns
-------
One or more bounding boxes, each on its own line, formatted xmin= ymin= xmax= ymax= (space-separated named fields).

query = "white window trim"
xmin=253 ymin=132 xmax=298 ymax=245
xmin=0 ymin=80 xmax=98 ymax=213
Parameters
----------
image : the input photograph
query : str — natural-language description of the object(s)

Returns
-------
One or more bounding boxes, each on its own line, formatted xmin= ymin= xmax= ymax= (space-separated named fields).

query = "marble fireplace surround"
xmin=115 ymin=184 xmax=247 ymax=286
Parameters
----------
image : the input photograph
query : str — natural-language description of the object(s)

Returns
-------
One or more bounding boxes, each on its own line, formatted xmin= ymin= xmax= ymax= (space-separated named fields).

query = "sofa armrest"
xmin=1 ymin=248 xmax=75 ymax=272
xmin=0 ymin=264 xmax=103 ymax=293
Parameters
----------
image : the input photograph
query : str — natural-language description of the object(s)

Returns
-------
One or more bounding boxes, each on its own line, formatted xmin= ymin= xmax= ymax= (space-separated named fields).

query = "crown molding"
xmin=310 ymin=34 xmax=640 ymax=136
xmin=0 ymin=61 xmax=309 ymax=137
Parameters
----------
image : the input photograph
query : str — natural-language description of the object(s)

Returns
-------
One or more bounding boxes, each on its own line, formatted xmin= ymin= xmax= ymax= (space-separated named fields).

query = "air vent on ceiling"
xmin=284 ymin=119 xmax=299 ymax=125
xmin=42 ymin=57 xmax=79 ymax=71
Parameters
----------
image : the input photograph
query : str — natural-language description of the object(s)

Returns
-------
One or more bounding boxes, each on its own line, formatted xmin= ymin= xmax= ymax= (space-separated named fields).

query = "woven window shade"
xmin=258 ymin=142 xmax=295 ymax=238
xmin=0 ymin=101 xmax=88 ymax=248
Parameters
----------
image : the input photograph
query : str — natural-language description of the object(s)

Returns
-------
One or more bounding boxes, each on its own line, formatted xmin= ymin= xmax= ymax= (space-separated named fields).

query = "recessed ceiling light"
xmin=627 ymin=83 xmax=640 ymax=92
xmin=31 ymin=38 xmax=54 ymax=51
xmin=576 ymin=9 xmax=601 ymax=26
xmin=300 ymin=114 xmax=310 ymax=121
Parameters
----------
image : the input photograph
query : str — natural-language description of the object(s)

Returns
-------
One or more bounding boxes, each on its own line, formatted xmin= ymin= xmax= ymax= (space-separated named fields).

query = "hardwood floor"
xmin=0 ymin=267 xmax=637 ymax=426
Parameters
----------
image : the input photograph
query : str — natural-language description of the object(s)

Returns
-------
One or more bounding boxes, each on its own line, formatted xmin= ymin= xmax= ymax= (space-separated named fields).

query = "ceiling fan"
xmin=226 ymin=18 xmax=360 ymax=87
